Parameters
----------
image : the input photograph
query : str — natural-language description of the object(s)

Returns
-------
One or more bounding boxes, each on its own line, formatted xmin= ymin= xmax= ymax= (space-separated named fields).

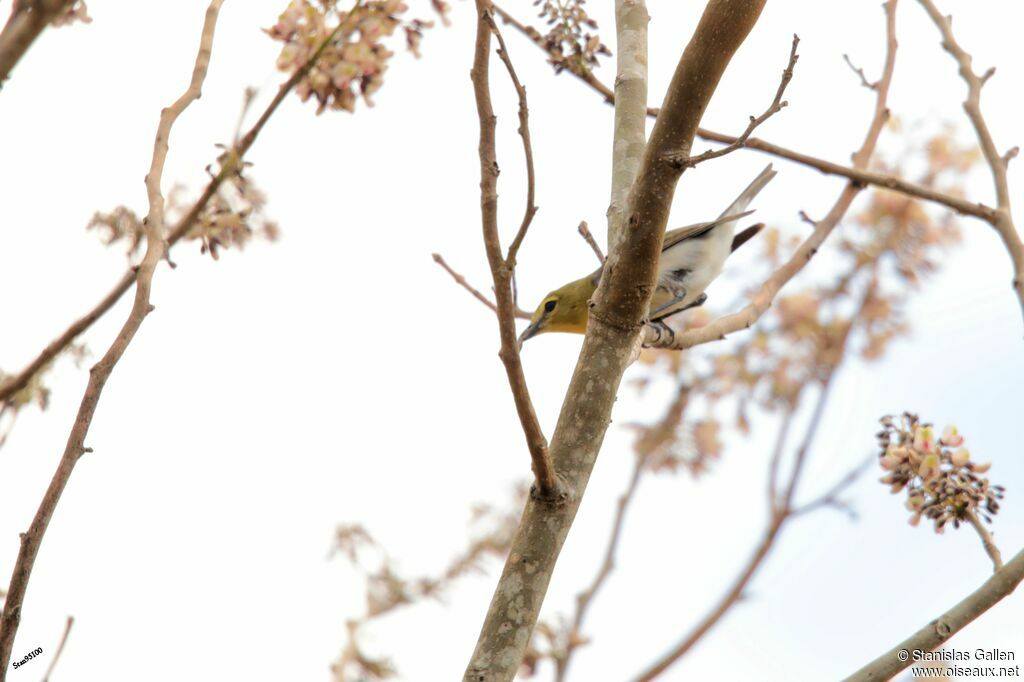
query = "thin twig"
xmin=39 ymin=615 xmax=73 ymax=682
xmin=841 ymin=547 xmax=1024 ymax=682
xmin=965 ymin=510 xmax=1003 ymax=573
xmin=577 ymin=221 xmax=605 ymax=264
xmin=643 ymin=0 xmax=899 ymax=352
xmin=667 ymin=34 xmax=799 ymax=169
xmin=791 ymin=454 xmax=874 ymax=518
xmin=557 ymin=453 xmax=644 ymax=682
xmin=483 ymin=13 xmax=537 ymax=266
xmin=0 ymin=11 xmax=353 ymax=408
xmin=432 ymin=253 xmax=499 ymax=314
xmin=490 ymin=2 xmax=997 ymax=223
xmin=557 ymin=386 xmax=689 ymax=681
xmin=470 ymin=2 xmax=557 ymax=498
xmin=0 ymin=3 xmax=226 ymax=676
xmin=767 ymin=404 xmax=797 ymax=514
xmin=432 ymin=254 xmax=532 ymax=319
xmin=0 ymin=0 xmax=74 ymax=86
xmin=842 ymin=53 xmax=876 ymax=90
xmin=917 ymin=0 xmax=1024 ymax=328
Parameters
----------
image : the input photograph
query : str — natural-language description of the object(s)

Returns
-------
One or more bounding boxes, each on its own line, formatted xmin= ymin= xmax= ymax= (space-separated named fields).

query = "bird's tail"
xmin=717 ymin=163 xmax=776 ymax=221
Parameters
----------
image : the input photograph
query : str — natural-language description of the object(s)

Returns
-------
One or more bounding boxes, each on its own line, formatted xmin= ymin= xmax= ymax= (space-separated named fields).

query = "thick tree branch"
xmin=0 ymin=0 xmax=73 ymax=86
xmin=643 ymin=0 xmax=898 ymax=351
xmin=606 ymin=0 xmax=648 ymax=252
xmin=0 ymin=14 xmax=351 ymax=408
xmin=464 ymin=3 xmax=767 ymax=679
xmin=490 ymin=3 xmax=997 ymax=223
xmin=917 ymin=0 xmax=1024 ymax=327
xmin=470 ymin=2 xmax=557 ymax=498
xmin=0 ymin=2 xmax=225 ymax=675
xmin=841 ymin=547 xmax=1024 ymax=682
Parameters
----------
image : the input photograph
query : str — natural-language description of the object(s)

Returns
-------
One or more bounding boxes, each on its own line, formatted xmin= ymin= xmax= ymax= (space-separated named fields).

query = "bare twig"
xmin=791 ymin=455 xmax=874 ymax=518
xmin=491 ymin=3 xmax=997 ymax=223
xmin=667 ymin=34 xmax=799 ymax=169
xmin=577 ymin=221 xmax=605 ymax=263
xmin=484 ymin=14 xmax=537 ymax=266
xmin=432 ymin=254 xmax=532 ymax=319
xmin=917 ymin=0 xmax=1024 ymax=327
xmin=470 ymin=2 xmax=557 ymax=499
xmin=634 ymin=512 xmax=786 ymax=682
xmin=841 ymin=547 xmax=1024 ymax=682
xmin=39 ymin=615 xmax=73 ymax=682
xmin=843 ymin=53 xmax=876 ymax=90
xmin=966 ymin=511 xmax=1004 ymax=573
xmin=643 ymin=0 xmax=899 ymax=352
xmin=0 ymin=11 xmax=353 ymax=408
xmin=0 ymin=0 xmax=74 ymax=86
xmin=557 ymin=454 xmax=644 ymax=682
xmin=432 ymin=253 xmax=498 ymax=314
xmin=0 ymin=3 xmax=226 ymax=676
xmin=766 ymin=404 xmax=797 ymax=514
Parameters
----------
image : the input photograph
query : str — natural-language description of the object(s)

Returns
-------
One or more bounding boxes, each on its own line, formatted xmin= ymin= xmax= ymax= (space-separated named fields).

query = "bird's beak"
xmin=518 ymin=321 xmax=542 ymax=349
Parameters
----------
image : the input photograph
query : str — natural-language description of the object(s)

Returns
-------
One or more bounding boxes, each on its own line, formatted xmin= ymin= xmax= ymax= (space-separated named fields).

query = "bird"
xmin=518 ymin=164 xmax=776 ymax=344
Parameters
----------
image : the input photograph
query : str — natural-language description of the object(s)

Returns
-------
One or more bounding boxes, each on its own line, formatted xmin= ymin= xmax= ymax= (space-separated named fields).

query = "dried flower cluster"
xmin=877 ymin=413 xmax=1004 ymax=532
xmin=87 ymin=150 xmax=278 ymax=262
xmin=187 ymin=148 xmax=281 ymax=260
xmin=532 ymin=0 xmax=610 ymax=74
xmin=329 ymin=489 xmax=524 ymax=680
xmin=266 ymin=0 xmax=446 ymax=114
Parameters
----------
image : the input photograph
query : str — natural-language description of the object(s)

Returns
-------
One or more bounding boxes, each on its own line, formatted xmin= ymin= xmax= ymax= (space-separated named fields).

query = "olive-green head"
xmin=518 ymin=275 xmax=597 ymax=345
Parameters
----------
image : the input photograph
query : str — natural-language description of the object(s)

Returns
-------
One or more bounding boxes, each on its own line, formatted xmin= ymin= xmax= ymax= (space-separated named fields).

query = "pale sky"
xmin=1 ymin=1 xmax=1022 ymax=681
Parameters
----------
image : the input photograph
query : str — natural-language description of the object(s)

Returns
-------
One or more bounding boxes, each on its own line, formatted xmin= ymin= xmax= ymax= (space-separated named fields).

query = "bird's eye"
xmin=544 ymin=300 xmax=557 ymax=313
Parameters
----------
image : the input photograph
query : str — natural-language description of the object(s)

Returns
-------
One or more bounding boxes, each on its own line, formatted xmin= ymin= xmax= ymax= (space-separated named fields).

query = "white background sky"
xmin=1 ymin=1 xmax=1022 ymax=680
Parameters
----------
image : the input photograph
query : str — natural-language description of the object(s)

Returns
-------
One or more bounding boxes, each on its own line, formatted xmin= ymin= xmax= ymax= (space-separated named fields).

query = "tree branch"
xmin=470 ymin=1 xmax=557 ymax=499
xmin=577 ymin=220 xmax=605 ymax=264
xmin=966 ymin=510 xmax=1004 ymax=573
xmin=0 ymin=11 xmax=352 ymax=408
xmin=0 ymin=0 xmax=74 ymax=87
xmin=490 ymin=3 xmax=998 ymax=223
xmin=39 ymin=615 xmax=73 ymax=682
xmin=917 ymin=0 xmax=1024 ymax=327
xmin=484 ymin=14 xmax=537 ymax=267
xmin=606 ymin=0 xmax=648 ymax=252
xmin=0 ymin=2 xmax=225 ymax=675
xmin=667 ymin=34 xmax=799 ymax=169
xmin=432 ymin=253 xmax=533 ymax=320
xmin=643 ymin=0 xmax=899 ymax=351
xmin=841 ymin=547 xmax=1024 ymax=682
xmin=464 ymin=2 xmax=768 ymax=679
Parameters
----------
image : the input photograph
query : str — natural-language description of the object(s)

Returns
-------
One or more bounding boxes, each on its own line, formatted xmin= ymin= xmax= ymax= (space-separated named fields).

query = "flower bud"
xmin=951 ymin=447 xmax=970 ymax=467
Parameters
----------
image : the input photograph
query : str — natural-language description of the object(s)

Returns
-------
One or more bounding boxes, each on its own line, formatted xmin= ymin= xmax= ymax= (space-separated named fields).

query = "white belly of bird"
xmin=657 ymin=226 xmax=734 ymax=306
